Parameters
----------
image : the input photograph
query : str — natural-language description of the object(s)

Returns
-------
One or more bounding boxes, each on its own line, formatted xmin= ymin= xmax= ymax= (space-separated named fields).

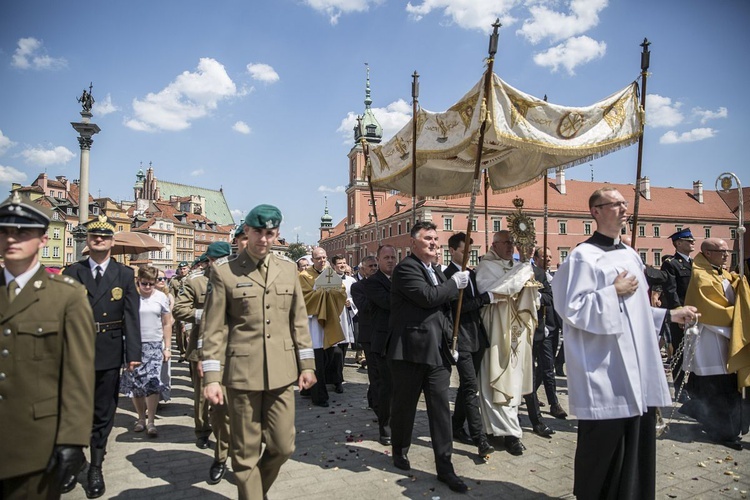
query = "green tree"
xmin=286 ymin=242 xmax=308 ymax=262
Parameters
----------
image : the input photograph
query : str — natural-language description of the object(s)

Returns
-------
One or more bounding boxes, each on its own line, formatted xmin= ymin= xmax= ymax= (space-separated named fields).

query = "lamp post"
xmin=715 ymin=172 xmax=745 ymax=277
xmin=70 ymin=83 xmax=101 ymax=260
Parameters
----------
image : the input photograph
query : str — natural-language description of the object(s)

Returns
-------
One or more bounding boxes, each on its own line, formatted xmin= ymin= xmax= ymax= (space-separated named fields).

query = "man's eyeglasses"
xmin=594 ymin=201 xmax=629 ymax=209
xmin=139 ymin=282 xmax=155 ymax=287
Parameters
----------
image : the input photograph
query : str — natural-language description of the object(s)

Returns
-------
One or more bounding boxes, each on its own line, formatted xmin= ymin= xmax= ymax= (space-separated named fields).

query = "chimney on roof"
xmin=639 ymin=176 xmax=651 ymax=200
xmin=555 ymin=167 xmax=566 ymax=195
xmin=693 ymin=180 xmax=704 ymax=204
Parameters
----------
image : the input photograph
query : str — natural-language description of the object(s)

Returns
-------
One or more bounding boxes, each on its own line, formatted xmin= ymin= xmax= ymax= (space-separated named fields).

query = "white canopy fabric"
xmin=369 ymin=73 xmax=643 ymax=196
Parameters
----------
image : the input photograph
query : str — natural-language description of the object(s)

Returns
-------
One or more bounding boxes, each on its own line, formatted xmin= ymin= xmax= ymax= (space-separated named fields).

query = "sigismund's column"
xmin=70 ymin=83 xmax=101 ymax=260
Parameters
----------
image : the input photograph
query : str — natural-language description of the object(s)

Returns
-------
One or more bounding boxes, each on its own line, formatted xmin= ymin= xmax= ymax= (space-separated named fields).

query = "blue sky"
xmin=1 ymin=0 xmax=748 ymax=244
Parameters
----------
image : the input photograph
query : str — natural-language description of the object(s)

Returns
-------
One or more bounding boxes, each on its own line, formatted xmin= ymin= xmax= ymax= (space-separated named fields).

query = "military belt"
xmin=95 ymin=320 xmax=123 ymax=333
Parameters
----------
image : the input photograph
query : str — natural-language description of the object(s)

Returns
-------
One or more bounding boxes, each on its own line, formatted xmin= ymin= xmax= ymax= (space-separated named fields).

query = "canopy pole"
xmin=542 ymin=95 xmax=549 ymax=272
xmin=411 ymin=71 xmax=419 ymax=226
xmin=631 ymin=38 xmax=650 ymax=248
xmin=452 ymin=19 xmax=501 ymax=356
xmin=484 ymin=169 xmax=490 ymax=253
xmin=358 ymin=115 xmax=381 ymax=247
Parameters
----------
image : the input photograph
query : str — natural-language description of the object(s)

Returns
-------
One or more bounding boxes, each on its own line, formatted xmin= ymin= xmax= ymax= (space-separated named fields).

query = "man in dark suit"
xmin=531 ymin=246 xmax=567 ymax=421
xmin=519 ymin=245 xmax=559 ymax=439
xmin=443 ymin=233 xmax=495 ymax=458
xmin=353 ymin=245 xmax=397 ymax=445
xmin=388 ymin=221 xmax=470 ymax=494
xmin=0 ymin=193 xmax=96 ymax=499
xmin=661 ymin=228 xmax=695 ymax=397
xmin=352 ymin=255 xmax=378 ymax=369
xmin=62 ymin=216 xmax=141 ymax=499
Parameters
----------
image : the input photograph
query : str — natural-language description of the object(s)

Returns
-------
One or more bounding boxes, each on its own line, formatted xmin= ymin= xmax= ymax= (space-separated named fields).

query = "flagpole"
xmin=452 ymin=19 xmax=501 ymax=355
xmin=411 ymin=71 xmax=419 ymax=226
xmin=631 ymin=38 xmax=650 ymax=248
xmin=542 ymin=95 xmax=549 ymax=272
xmin=484 ymin=169 xmax=490 ymax=253
xmin=358 ymin=115 xmax=381 ymax=247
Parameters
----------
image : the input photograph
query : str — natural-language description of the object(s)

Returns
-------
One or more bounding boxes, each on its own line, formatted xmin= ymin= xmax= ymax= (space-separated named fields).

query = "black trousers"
xmin=574 ymin=408 xmax=657 ymax=500
xmin=324 ymin=344 xmax=347 ymax=386
xmin=533 ymin=332 xmax=559 ymax=406
xmin=389 ymin=359 xmax=454 ymax=476
xmin=91 ymin=367 xmax=121 ymax=452
xmin=682 ymin=373 xmax=746 ymax=441
xmin=311 ymin=348 xmax=329 ymax=405
xmin=452 ymin=348 xmax=485 ymax=443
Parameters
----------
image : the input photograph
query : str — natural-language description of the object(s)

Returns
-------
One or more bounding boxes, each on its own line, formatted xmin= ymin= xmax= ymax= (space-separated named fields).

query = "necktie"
xmin=95 ymin=266 xmax=103 ymax=285
xmin=427 ymin=266 xmax=438 ymax=286
xmin=7 ymin=280 xmax=19 ymax=303
xmin=258 ymin=259 xmax=267 ymax=283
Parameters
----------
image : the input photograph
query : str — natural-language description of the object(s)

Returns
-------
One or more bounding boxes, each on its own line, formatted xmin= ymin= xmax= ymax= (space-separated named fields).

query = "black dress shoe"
xmin=504 ymin=436 xmax=526 ymax=456
xmin=532 ymin=423 xmax=555 ymax=438
xmin=196 ymin=436 xmax=210 ymax=449
xmin=314 ymin=401 xmax=329 ymax=407
xmin=61 ymin=474 xmax=77 ymax=494
xmin=299 ymin=388 xmax=311 ymax=397
xmin=550 ymin=403 xmax=568 ymax=420
xmin=208 ymin=461 xmax=227 ymax=485
xmin=437 ymin=472 xmax=469 ymax=493
xmin=379 ymin=435 xmax=392 ymax=446
xmin=478 ymin=439 xmax=495 ymax=456
xmin=453 ymin=427 xmax=474 ymax=445
xmin=392 ymin=454 xmax=411 ymax=471
xmin=335 ymin=383 xmax=344 ymax=393
xmin=86 ymin=466 xmax=105 ymax=499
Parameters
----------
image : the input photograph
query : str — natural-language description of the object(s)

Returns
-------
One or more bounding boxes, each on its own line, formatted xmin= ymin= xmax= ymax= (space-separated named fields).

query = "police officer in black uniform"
xmin=62 ymin=216 xmax=141 ymax=498
xmin=661 ymin=228 xmax=696 ymax=398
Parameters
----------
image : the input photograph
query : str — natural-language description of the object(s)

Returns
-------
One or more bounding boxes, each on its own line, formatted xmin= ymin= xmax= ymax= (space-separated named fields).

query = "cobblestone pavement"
xmin=64 ymin=352 xmax=748 ymax=500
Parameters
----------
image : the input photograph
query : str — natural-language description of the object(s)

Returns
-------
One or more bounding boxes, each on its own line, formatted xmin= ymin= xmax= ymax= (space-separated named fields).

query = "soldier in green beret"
xmin=0 ymin=192 xmax=96 ymax=499
xmin=170 ymin=261 xmax=191 ymax=362
xmin=202 ymin=204 xmax=316 ymax=499
xmin=173 ymin=241 xmax=233 ymax=484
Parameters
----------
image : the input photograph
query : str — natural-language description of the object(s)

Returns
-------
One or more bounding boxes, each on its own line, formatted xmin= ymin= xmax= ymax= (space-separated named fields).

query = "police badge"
xmin=111 ymin=287 xmax=123 ymax=300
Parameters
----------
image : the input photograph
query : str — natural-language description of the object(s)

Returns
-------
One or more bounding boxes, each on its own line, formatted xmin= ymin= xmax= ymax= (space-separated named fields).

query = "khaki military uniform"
xmin=173 ymin=266 xmax=230 ymax=464
xmin=0 ymin=267 xmax=96 ymax=496
xmin=202 ymin=250 xmax=313 ymax=500
xmin=170 ymin=275 xmax=188 ymax=358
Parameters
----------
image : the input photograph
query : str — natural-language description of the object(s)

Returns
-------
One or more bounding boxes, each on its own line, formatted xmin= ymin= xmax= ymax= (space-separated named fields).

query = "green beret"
xmin=197 ymin=253 xmax=209 ymax=264
xmin=178 ymin=261 xmax=189 ymax=268
xmin=206 ymin=241 xmax=231 ymax=258
xmin=0 ymin=192 xmax=52 ymax=229
xmin=245 ymin=204 xmax=282 ymax=229
xmin=233 ymin=223 xmax=246 ymax=239
xmin=86 ymin=214 xmax=116 ymax=236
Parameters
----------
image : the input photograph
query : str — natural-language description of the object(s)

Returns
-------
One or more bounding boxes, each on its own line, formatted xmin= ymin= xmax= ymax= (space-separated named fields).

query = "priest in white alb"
xmin=475 ymin=230 xmax=539 ymax=456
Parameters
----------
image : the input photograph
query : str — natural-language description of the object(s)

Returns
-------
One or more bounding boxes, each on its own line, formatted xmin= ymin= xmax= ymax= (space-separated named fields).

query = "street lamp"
xmin=715 ymin=172 xmax=745 ymax=277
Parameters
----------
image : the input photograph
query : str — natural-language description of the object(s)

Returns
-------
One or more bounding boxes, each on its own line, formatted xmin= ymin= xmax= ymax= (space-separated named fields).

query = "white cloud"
xmin=532 ymin=35 xmax=605 ymax=75
xmin=318 ymin=185 xmax=346 ymax=193
xmin=692 ymin=106 xmax=727 ymax=124
xmin=406 ymin=0 xmax=519 ymax=32
xmin=93 ymin=93 xmax=119 ymax=116
xmin=246 ymin=63 xmax=279 ymax=83
xmin=20 ymin=146 xmax=75 ymax=166
xmin=0 ymin=165 xmax=27 ymax=184
xmin=518 ymin=0 xmax=608 ymax=44
xmin=293 ymin=225 xmax=303 ymax=233
xmin=0 ymin=130 xmax=15 ymax=156
xmin=303 ymin=0 xmax=382 ymax=25
xmin=645 ymin=94 xmax=684 ymax=128
xmin=337 ymin=99 xmax=412 ymax=142
xmin=11 ymin=37 xmax=67 ymax=70
xmin=659 ymin=128 xmax=716 ymax=144
xmin=233 ymin=121 xmax=252 ymax=134
xmin=125 ymin=58 xmax=239 ymax=132
xmin=231 ymin=209 xmax=245 ymax=221
xmin=190 ymin=169 xmax=205 ymax=176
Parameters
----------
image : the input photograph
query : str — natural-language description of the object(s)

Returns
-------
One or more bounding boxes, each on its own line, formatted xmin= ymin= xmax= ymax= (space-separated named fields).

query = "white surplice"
xmin=552 ymin=244 xmax=671 ymax=421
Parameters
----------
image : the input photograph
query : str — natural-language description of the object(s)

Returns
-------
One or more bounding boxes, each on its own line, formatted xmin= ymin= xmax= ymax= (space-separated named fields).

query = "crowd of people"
xmin=1 ymin=188 xmax=748 ymax=500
